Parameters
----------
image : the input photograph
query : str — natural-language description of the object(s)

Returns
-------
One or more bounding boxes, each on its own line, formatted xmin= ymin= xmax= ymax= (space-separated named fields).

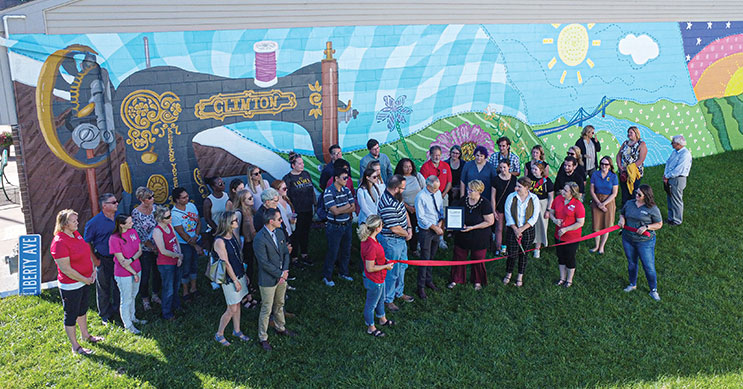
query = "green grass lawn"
xmin=2 ymin=150 xmax=743 ymax=388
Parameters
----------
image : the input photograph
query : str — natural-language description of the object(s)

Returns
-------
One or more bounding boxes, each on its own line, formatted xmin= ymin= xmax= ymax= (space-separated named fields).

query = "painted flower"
xmin=431 ymin=123 xmax=495 ymax=162
xmin=376 ymin=95 xmax=412 ymax=131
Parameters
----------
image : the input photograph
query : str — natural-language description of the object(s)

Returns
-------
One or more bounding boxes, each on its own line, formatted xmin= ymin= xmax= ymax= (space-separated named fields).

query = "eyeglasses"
xmin=600 ymin=163 xmax=610 ymax=166
xmin=280 ymin=187 xmax=287 ymax=191
xmin=339 ymin=176 xmax=349 ymax=181
xmin=246 ymin=196 xmax=253 ymax=201
xmin=231 ymin=219 xmax=238 ymax=223
xmin=272 ymin=217 xmax=282 ymax=222
xmin=635 ymin=192 xmax=644 ymax=197
xmin=371 ymin=175 xmax=380 ymax=179
xmin=252 ymin=172 xmax=261 ymax=176
xmin=164 ymin=215 xmax=172 ymax=219
xmin=144 ymin=196 xmax=154 ymax=200
xmin=105 ymin=200 xmax=119 ymax=205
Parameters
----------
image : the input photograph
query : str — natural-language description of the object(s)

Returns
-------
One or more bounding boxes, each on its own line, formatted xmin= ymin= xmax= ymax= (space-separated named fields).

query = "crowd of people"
xmin=50 ymin=126 xmax=693 ymax=351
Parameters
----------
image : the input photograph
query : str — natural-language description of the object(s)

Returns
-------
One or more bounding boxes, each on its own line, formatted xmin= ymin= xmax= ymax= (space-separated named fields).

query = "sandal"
xmin=84 ymin=335 xmax=104 ymax=344
xmin=367 ymin=329 xmax=386 ymax=337
xmin=73 ymin=346 xmax=92 ymax=356
xmin=232 ymin=330 xmax=251 ymax=342
xmin=502 ymin=275 xmax=511 ymax=285
xmin=555 ymin=279 xmax=566 ymax=286
xmin=589 ymin=248 xmax=599 ymax=253
xmin=214 ymin=333 xmax=231 ymax=346
xmin=564 ymin=281 xmax=572 ymax=288
xmin=380 ymin=319 xmax=396 ymax=327
xmin=515 ymin=279 xmax=523 ymax=287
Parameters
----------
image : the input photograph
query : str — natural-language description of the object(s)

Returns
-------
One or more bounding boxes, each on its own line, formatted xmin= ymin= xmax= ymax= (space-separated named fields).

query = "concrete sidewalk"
xmin=0 ymin=145 xmax=26 ymax=295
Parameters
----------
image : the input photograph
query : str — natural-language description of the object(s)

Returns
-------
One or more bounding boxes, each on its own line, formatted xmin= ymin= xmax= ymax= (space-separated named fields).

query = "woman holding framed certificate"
xmin=448 ymin=180 xmax=494 ymax=290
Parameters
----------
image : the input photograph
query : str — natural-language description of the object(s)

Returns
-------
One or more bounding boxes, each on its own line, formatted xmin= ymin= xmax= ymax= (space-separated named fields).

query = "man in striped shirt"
xmin=321 ymin=168 xmax=355 ymax=287
xmin=377 ymin=174 xmax=414 ymax=312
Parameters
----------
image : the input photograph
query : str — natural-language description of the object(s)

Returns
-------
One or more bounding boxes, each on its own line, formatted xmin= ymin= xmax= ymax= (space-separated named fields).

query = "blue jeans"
xmin=322 ymin=222 xmax=352 ymax=280
xmin=363 ymin=276 xmax=386 ymax=326
xmin=378 ymin=234 xmax=408 ymax=304
xmin=180 ymin=244 xmax=198 ymax=284
xmin=622 ymin=235 xmax=657 ymax=291
xmin=158 ymin=264 xmax=181 ymax=319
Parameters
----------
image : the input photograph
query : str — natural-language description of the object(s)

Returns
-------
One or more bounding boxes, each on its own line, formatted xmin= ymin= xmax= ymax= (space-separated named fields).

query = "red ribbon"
xmin=391 ymin=225 xmax=622 ymax=266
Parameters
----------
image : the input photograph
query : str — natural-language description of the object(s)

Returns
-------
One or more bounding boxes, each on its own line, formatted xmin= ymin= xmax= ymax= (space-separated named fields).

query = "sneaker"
xmin=126 ymin=326 xmax=141 ymax=335
xmin=339 ymin=274 xmax=354 ymax=282
xmin=322 ymin=278 xmax=335 ymax=287
xmin=385 ymin=302 xmax=400 ymax=312
xmin=211 ymin=282 xmax=220 ymax=290
xmin=287 ymin=276 xmax=297 ymax=281
xmin=287 ymin=284 xmax=297 ymax=291
xmin=132 ymin=317 xmax=148 ymax=325
xmin=649 ymin=290 xmax=661 ymax=301
xmin=533 ymin=249 xmax=540 ymax=259
xmin=623 ymin=285 xmax=637 ymax=292
xmin=438 ymin=240 xmax=449 ymax=250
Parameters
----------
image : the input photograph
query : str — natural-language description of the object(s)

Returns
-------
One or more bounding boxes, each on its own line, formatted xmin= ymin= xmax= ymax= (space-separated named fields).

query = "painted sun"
xmin=543 ymin=23 xmax=601 ymax=84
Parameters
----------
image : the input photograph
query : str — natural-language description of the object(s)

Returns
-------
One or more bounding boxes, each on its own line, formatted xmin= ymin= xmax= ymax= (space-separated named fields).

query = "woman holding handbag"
xmin=214 ymin=211 xmax=250 ymax=346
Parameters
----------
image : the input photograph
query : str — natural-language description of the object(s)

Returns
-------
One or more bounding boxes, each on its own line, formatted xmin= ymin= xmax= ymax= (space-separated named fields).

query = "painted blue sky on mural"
xmin=8 ymin=22 xmax=698 ymax=153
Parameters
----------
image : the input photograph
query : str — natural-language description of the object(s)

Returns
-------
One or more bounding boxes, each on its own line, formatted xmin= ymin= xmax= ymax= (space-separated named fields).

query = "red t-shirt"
xmin=50 ymin=231 xmax=94 ymax=285
xmin=551 ymin=195 xmax=586 ymax=242
xmin=109 ymin=229 xmax=143 ymax=277
xmin=361 ymin=237 xmax=387 ymax=283
xmin=156 ymin=225 xmax=180 ymax=265
xmin=419 ymin=160 xmax=452 ymax=194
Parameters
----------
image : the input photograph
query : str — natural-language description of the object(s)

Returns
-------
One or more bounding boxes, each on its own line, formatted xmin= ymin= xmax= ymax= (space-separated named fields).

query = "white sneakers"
xmin=623 ymin=285 xmax=660 ymax=301
xmin=533 ymin=249 xmax=540 ymax=258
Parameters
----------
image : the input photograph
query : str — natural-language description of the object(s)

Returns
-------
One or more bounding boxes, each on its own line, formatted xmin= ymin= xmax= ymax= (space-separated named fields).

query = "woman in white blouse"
xmin=357 ymin=167 xmax=386 ymax=223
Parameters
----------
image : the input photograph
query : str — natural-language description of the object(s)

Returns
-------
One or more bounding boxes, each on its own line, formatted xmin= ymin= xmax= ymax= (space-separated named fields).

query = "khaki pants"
xmin=258 ymin=281 xmax=287 ymax=341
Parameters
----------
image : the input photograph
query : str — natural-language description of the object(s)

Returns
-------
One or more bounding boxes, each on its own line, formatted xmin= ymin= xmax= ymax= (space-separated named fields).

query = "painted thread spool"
xmin=253 ymin=41 xmax=278 ymax=88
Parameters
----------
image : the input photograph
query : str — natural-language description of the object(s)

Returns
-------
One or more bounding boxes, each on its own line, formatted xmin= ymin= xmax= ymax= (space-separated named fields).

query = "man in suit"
xmin=254 ymin=207 xmax=295 ymax=351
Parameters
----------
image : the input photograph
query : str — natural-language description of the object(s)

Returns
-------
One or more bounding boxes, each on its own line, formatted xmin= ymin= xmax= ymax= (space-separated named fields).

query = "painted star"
xmin=726 ymin=21 xmax=731 ymax=28
xmin=686 ymin=54 xmax=691 ymax=62
xmin=686 ymin=22 xmax=693 ymax=30
xmin=707 ymin=22 xmax=713 ymax=29
xmin=696 ymin=37 xmax=702 ymax=45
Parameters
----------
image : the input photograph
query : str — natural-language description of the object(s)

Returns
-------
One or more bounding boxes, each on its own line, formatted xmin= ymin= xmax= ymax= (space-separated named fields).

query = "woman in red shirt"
xmin=109 ymin=214 xmax=145 ymax=334
xmin=50 ymin=209 xmax=102 ymax=356
xmin=152 ymin=206 xmax=184 ymax=320
xmin=549 ymin=182 xmax=586 ymax=288
xmin=358 ymin=215 xmax=395 ymax=337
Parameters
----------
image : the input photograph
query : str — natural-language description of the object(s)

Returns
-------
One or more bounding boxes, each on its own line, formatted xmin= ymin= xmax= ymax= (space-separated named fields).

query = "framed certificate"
xmin=445 ymin=206 xmax=464 ymax=230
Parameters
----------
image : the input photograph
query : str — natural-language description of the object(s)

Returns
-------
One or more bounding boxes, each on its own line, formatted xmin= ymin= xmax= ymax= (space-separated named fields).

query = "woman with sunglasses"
xmin=282 ymin=152 xmax=315 ymax=266
xmin=589 ymin=156 xmax=619 ymax=254
xmin=247 ymin=165 xmax=270 ymax=211
xmin=152 ymin=206 xmax=183 ymax=320
xmin=234 ymin=189 xmax=259 ymax=308
xmin=618 ymin=184 xmax=663 ymax=301
xmin=132 ymin=186 xmax=161 ymax=311
xmin=214 ymin=211 xmax=251 ymax=346
xmin=271 ymin=179 xmax=296 ymax=239
xmin=358 ymin=167 xmax=385 ymax=224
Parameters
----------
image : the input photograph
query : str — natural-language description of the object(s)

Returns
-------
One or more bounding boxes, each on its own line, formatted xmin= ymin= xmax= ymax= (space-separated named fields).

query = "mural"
xmin=4 ymin=21 xmax=743 ymax=280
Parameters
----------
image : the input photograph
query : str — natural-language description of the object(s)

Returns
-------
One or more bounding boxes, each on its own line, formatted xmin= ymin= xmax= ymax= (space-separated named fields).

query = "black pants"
xmin=417 ymin=229 xmax=440 ymax=288
xmin=556 ymin=240 xmax=579 ymax=269
xmin=243 ymin=241 xmax=256 ymax=292
xmin=619 ymin=176 xmax=642 ymax=207
xmin=138 ymin=251 xmax=161 ymax=298
xmin=291 ymin=211 xmax=312 ymax=259
xmin=408 ymin=210 xmax=419 ymax=255
xmin=60 ymin=284 xmax=90 ymax=326
xmin=505 ymin=226 xmax=535 ymax=275
xmin=95 ymin=256 xmax=120 ymax=321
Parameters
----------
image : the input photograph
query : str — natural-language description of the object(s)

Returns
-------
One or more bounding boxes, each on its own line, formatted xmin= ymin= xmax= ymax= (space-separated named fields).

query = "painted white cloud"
xmin=618 ymin=34 xmax=659 ymax=65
